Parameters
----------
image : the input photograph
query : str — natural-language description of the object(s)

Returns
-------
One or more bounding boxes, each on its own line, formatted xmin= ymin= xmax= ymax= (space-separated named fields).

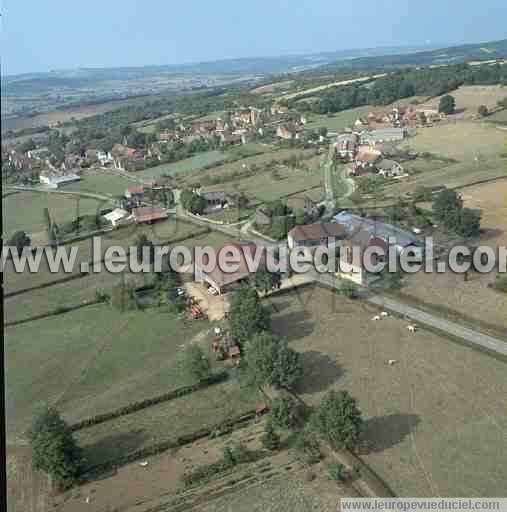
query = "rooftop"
xmin=334 ymin=211 xmax=421 ymax=249
xmin=289 ymin=222 xmax=346 ymax=241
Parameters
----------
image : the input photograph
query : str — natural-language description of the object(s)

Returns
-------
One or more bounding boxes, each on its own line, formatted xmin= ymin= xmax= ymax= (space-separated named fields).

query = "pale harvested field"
xmin=270 ymin=286 xmax=507 ymax=497
xmin=402 ymin=270 xmax=507 ymax=332
xmin=7 ymin=446 xmax=52 ymax=512
xmin=387 ymin=120 xmax=506 ymax=197
xmin=401 ymin=121 xmax=506 ymax=160
xmin=460 ymin=178 xmax=507 ymax=248
xmin=196 ymin=473 xmax=345 ymax=512
xmin=418 ymin=85 xmax=507 ymax=118
xmin=54 ymin=419 xmax=345 ymax=512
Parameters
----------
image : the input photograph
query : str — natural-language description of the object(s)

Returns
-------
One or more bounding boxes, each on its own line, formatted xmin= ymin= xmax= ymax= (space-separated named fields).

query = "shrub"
xmin=181 ymin=344 xmax=211 ymax=382
xmin=270 ymin=396 xmax=299 ymax=430
xmin=328 ymin=462 xmax=346 ymax=482
xmin=491 ymin=275 xmax=507 ymax=294
xmin=261 ymin=420 xmax=281 ymax=451
xmin=295 ymin=426 xmax=321 ymax=465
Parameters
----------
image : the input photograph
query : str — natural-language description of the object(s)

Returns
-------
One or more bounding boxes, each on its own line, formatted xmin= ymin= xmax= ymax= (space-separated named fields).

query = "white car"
xmin=207 ymin=287 xmax=219 ymax=296
xmin=176 ymin=287 xmax=185 ymax=296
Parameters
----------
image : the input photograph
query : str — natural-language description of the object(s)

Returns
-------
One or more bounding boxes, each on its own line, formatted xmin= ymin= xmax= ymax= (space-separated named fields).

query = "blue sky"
xmin=2 ymin=0 xmax=507 ymax=76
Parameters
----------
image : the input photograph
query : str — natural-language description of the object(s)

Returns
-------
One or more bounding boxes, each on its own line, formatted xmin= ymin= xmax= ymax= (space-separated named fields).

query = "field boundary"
xmin=4 ymin=271 xmax=89 ymax=298
xmin=385 ymin=290 xmax=507 ymax=344
xmin=261 ymin=385 xmax=395 ymax=498
xmin=69 ymin=371 xmax=229 ymax=432
xmin=452 ymin=173 xmax=507 ymax=191
xmin=4 ymin=299 xmax=105 ymax=327
xmin=80 ymin=409 xmax=259 ymax=478
xmin=3 ymin=228 xmax=211 ymax=298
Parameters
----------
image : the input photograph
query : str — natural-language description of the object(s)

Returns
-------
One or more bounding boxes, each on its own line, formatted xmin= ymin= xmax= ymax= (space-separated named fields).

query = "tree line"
xmin=297 ymin=63 xmax=507 ymax=114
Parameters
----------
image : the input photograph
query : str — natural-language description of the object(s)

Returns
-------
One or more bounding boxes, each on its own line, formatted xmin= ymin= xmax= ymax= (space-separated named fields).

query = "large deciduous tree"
xmin=438 ymin=94 xmax=456 ymax=115
xmin=310 ymin=390 xmax=363 ymax=450
xmin=28 ymin=406 xmax=82 ymax=489
xmin=181 ymin=344 xmax=211 ymax=382
xmin=229 ymin=284 xmax=270 ymax=345
xmin=244 ymin=332 xmax=302 ymax=390
xmin=8 ymin=230 xmax=31 ymax=255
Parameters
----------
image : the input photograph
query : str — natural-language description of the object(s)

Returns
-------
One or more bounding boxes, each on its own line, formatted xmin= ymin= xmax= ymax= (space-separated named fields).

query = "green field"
xmin=75 ymin=381 xmax=261 ymax=469
xmin=64 ymin=173 xmax=136 ymax=196
xmin=3 ymin=230 xmax=233 ymax=324
xmin=4 ymin=225 xmax=234 ymax=445
xmin=383 ymin=120 xmax=507 ymax=196
xmin=132 ymin=150 xmax=227 ymax=179
xmin=179 ymin=149 xmax=322 ymax=203
xmin=303 ymin=107 xmax=374 ymax=133
xmin=4 ymin=304 xmax=210 ymax=440
xmin=4 ymin=269 xmax=146 ymax=324
xmin=2 ymin=191 xmax=107 ymax=239
xmin=204 ymin=161 xmax=323 ymax=204
xmin=2 ymin=218 xmax=201 ymax=295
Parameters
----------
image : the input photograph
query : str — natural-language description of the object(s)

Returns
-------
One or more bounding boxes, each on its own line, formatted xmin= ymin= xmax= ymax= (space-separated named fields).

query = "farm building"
xmin=277 ymin=123 xmax=304 ymax=140
xmin=361 ymin=128 xmax=405 ymax=145
xmin=125 ymin=186 xmax=145 ymax=199
xmin=334 ymin=211 xmax=423 ymax=255
xmin=355 ymin=148 xmax=382 ymax=169
xmin=194 ymin=243 xmax=267 ymax=295
xmin=288 ymin=222 xmax=346 ymax=249
xmin=335 ymin=133 xmax=359 ymax=160
xmin=39 ymin=172 xmax=81 ymax=188
xmin=377 ymin=159 xmax=404 ymax=177
xmin=103 ymin=208 xmax=132 ymax=227
xmin=132 ymin=206 xmax=169 ymax=224
xmin=338 ymin=229 xmax=390 ymax=285
xmin=198 ymin=190 xmax=238 ymax=212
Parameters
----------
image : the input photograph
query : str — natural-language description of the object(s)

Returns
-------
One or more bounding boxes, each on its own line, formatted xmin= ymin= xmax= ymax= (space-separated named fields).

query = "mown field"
xmin=64 ymin=172 xmax=136 ymax=196
xmin=133 ymin=150 xmax=226 ymax=179
xmin=269 ymin=286 xmax=507 ymax=497
xmin=2 ymin=190 xmax=107 ymax=239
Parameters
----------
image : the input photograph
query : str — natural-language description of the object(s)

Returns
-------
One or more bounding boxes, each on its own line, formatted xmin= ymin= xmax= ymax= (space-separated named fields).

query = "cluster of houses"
xmin=335 ymin=130 xmax=407 ymax=178
xmin=193 ymin=211 xmax=422 ymax=295
xmin=287 ymin=212 xmax=423 ymax=285
xmin=102 ymin=180 xmax=173 ymax=227
xmin=334 ymin=104 xmax=445 ymax=178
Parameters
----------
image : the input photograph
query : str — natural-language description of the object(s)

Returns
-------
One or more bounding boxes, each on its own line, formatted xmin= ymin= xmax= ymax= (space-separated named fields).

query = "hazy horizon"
xmin=3 ymin=0 xmax=507 ymax=76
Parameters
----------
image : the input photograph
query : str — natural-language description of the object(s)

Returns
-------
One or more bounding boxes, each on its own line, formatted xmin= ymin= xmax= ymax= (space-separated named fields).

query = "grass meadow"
xmin=64 ymin=172 xmax=135 ymax=196
xmin=2 ymin=191 xmax=107 ymax=239
xmin=4 ymin=304 xmax=209 ymax=441
xmin=269 ymin=286 xmax=507 ymax=497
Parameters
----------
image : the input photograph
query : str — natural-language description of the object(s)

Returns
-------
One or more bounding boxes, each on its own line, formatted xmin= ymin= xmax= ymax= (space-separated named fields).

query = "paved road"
xmin=311 ymin=271 xmax=507 ymax=357
xmin=321 ymin=143 xmax=355 ymax=219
